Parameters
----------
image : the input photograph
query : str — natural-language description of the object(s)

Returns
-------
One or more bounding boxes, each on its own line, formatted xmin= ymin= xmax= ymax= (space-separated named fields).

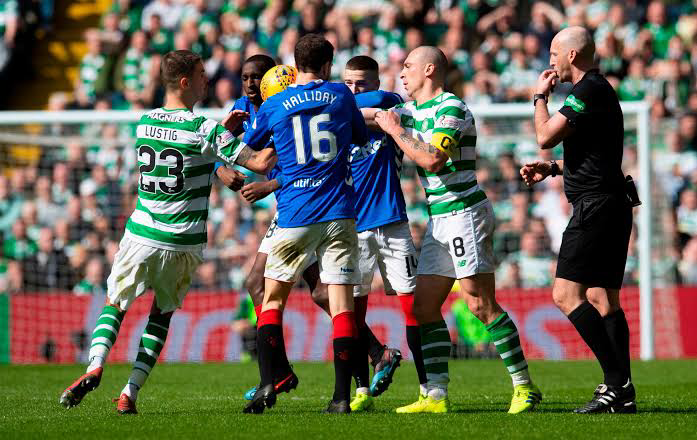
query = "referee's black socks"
xmin=604 ymin=308 xmax=632 ymax=381
xmin=568 ymin=301 xmax=627 ymax=386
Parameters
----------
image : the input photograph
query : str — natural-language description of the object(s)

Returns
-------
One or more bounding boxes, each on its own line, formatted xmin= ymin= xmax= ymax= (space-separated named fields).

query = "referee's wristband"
xmin=533 ymin=94 xmax=548 ymax=106
xmin=549 ymin=160 xmax=560 ymax=177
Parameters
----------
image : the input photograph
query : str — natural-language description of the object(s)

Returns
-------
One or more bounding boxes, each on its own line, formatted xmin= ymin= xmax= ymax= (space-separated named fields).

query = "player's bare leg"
xmin=245 ymin=252 xmax=268 ymax=314
xmin=457 ymin=273 xmax=540 ymax=413
xmin=60 ymin=301 xmax=125 ymax=408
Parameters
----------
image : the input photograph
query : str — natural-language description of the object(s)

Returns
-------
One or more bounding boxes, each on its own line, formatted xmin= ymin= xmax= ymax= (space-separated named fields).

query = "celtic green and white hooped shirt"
xmin=125 ymin=108 xmax=245 ymax=251
xmin=392 ymin=92 xmax=487 ymax=217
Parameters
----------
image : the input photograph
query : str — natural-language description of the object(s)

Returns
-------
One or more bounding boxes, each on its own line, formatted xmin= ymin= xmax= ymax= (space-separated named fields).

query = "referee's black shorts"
xmin=556 ymin=193 xmax=633 ymax=289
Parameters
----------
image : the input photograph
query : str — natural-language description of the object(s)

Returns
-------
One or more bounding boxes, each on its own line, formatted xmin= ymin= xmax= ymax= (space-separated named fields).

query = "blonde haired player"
xmin=59 ymin=50 xmax=276 ymax=414
xmin=372 ymin=46 xmax=542 ymax=413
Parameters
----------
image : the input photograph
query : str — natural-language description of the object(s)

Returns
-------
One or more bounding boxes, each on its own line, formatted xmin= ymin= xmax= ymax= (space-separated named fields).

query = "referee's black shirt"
xmin=558 ymin=69 xmax=625 ymax=204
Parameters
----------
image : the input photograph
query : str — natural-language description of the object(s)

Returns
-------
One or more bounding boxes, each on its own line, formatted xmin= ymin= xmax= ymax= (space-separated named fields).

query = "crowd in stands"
xmin=0 ymin=1 xmax=51 ymax=105
xmin=2 ymin=0 xmax=697 ymax=296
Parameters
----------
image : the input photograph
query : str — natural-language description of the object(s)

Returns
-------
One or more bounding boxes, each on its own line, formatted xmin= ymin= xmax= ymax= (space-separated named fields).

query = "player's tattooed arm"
xmin=235 ymin=146 xmax=277 ymax=175
xmin=375 ymin=110 xmax=448 ymax=173
xmin=398 ymin=132 xmax=437 ymax=153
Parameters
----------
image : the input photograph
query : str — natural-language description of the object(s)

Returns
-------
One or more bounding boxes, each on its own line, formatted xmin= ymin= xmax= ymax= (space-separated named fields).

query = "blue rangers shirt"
xmin=243 ymin=80 xmax=368 ymax=228
xmin=215 ymin=96 xmax=281 ymax=192
xmin=351 ymin=90 xmax=407 ymax=232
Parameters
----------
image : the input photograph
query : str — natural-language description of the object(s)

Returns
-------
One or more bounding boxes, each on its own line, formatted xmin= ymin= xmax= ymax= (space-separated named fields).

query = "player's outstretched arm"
xmin=361 ymin=108 xmax=383 ymax=131
xmin=235 ymin=146 xmax=277 ymax=175
xmin=240 ymin=179 xmax=280 ymax=203
xmin=375 ymin=110 xmax=449 ymax=173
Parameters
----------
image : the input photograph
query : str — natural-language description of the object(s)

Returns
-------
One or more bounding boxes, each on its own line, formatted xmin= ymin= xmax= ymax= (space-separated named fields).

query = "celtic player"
xmin=373 ymin=46 xmax=542 ymax=414
xmin=59 ymin=50 xmax=275 ymax=414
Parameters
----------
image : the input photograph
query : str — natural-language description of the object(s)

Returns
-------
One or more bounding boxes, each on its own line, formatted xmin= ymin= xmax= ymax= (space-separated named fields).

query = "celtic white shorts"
xmin=107 ymin=236 xmax=203 ymax=313
xmin=418 ymin=200 xmax=496 ymax=279
xmin=264 ymin=218 xmax=360 ymax=285
xmin=354 ymin=221 xmax=417 ymax=297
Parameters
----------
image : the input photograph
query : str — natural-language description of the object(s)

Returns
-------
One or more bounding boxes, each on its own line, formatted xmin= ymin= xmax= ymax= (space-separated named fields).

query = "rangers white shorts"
xmin=418 ymin=200 xmax=496 ymax=279
xmin=264 ymin=218 xmax=360 ymax=285
xmin=258 ymin=212 xmax=279 ymax=255
xmin=354 ymin=221 xmax=417 ymax=297
xmin=258 ymin=212 xmax=317 ymax=268
xmin=107 ymin=236 xmax=203 ymax=313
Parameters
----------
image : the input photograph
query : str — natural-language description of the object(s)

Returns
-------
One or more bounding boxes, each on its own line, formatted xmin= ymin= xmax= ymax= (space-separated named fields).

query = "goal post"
xmin=0 ymin=101 xmax=655 ymax=360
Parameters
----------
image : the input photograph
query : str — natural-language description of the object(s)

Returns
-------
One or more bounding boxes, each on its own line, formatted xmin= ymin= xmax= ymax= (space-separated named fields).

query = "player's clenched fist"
xmin=222 ymin=109 xmax=249 ymax=132
xmin=374 ymin=110 xmax=402 ymax=136
xmin=519 ymin=161 xmax=551 ymax=187
xmin=216 ymin=167 xmax=247 ymax=191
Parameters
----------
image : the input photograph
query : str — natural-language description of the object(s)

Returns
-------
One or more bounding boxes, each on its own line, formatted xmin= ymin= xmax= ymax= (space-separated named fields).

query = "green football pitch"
xmin=1 ymin=360 xmax=695 ymax=439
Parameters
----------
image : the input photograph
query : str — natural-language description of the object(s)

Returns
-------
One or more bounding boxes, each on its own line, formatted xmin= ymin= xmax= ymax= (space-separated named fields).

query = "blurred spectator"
xmin=77 ymin=29 xmax=107 ymax=105
xmin=0 ymin=0 xmax=18 ymax=71
xmin=73 ymin=257 xmax=107 ymax=296
xmin=500 ymin=231 xmax=556 ymax=288
xmin=0 ymin=175 xmax=22 ymax=234
xmin=141 ymin=0 xmax=183 ymax=31
xmin=3 ymin=220 xmax=37 ymax=261
xmin=676 ymin=188 xmax=697 ymax=248
xmin=22 ymin=227 xmax=72 ymax=291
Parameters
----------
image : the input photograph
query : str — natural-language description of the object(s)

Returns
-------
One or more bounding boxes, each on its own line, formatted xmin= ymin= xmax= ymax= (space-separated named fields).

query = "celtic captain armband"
xmin=431 ymin=132 xmax=456 ymax=158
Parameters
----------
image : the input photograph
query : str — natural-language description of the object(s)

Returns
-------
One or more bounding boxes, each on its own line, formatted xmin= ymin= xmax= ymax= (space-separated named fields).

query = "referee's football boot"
xmin=113 ymin=393 xmax=138 ymax=415
xmin=243 ymin=384 xmax=276 ymax=414
xmin=369 ymin=348 xmax=402 ymax=397
xmin=574 ymin=381 xmax=636 ymax=414
xmin=508 ymin=383 xmax=543 ymax=414
xmin=324 ymin=399 xmax=351 ymax=414
xmin=59 ymin=367 xmax=103 ymax=408
xmin=243 ymin=368 xmax=299 ymax=400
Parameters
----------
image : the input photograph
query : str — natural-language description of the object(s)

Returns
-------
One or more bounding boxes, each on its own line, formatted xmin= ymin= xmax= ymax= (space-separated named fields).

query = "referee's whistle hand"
xmin=535 ymin=70 xmax=558 ymax=96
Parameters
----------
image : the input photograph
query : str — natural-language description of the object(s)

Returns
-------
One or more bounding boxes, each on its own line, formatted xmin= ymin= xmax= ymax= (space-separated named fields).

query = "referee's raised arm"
xmin=525 ymin=26 xmax=638 ymax=415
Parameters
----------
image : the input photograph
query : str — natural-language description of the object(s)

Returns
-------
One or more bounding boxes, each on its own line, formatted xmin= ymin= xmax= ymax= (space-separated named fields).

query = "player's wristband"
xmin=214 ymin=162 xmax=223 ymax=172
xmin=275 ymin=174 xmax=285 ymax=188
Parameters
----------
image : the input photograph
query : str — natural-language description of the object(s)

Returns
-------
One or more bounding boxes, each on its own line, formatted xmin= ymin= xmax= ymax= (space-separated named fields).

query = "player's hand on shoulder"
xmin=216 ymin=166 xmax=247 ymax=191
xmin=520 ymin=161 xmax=551 ymax=187
xmin=222 ymin=110 xmax=249 ymax=132
xmin=374 ymin=110 xmax=401 ymax=135
xmin=241 ymin=181 xmax=274 ymax=203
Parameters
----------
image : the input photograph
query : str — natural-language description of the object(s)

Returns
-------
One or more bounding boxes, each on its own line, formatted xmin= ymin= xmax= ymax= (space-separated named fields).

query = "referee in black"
xmin=520 ymin=26 xmax=636 ymax=414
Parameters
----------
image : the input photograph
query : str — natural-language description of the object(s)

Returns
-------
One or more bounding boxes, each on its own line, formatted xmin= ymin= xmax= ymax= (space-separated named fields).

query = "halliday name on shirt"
xmin=281 ymin=90 xmax=338 ymax=111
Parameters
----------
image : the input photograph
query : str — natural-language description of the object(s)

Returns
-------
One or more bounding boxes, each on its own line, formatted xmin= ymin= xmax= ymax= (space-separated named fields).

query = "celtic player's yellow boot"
xmin=396 ymin=393 xmax=450 ymax=413
xmin=508 ymin=383 xmax=542 ymax=414
xmin=350 ymin=392 xmax=375 ymax=412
